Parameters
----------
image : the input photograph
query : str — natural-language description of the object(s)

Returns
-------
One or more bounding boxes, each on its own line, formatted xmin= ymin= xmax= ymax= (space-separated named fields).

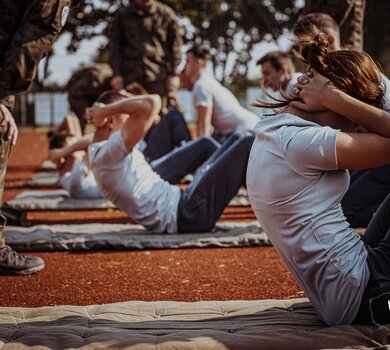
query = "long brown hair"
xmin=253 ymin=24 xmax=384 ymax=110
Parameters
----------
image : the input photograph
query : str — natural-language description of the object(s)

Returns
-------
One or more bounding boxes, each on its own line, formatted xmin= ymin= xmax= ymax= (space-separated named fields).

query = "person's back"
xmin=247 ymin=113 xmax=369 ymax=325
xmin=193 ymin=73 xmax=259 ymax=135
xmin=89 ymin=131 xmax=181 ymax=233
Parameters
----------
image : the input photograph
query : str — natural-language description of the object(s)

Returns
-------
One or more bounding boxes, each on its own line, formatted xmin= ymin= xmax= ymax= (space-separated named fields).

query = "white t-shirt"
xmin=193 ymin=73 xmax=259 ymax=134
xmin=89 ymin=131 xmax=181 ymax=233
xmin=60 ymin=161 xmax=102 ymax=199
xmin=381 ymin=72 xmax=390 ymax=112
xmin=247 ymin=113 xmax=370 ymax=326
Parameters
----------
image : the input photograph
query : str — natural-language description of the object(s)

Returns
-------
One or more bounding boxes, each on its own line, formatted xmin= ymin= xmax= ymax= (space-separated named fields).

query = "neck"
xmin=189 ymin=69 xmax=205 ymax=90
xmin=93 ymin=126 xmax=111 ymax=143
xmin=284 ymin=105 xmax=356 ymax=132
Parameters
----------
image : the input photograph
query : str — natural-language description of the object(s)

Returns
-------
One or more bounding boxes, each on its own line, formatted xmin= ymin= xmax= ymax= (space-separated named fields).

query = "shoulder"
xmin=114 ymin=6 xmax=133 ymax=20
xmin=194 ymin=74 xmax=213 ymax=90
xmin=156 ymin=2 xmax=177 ymax=20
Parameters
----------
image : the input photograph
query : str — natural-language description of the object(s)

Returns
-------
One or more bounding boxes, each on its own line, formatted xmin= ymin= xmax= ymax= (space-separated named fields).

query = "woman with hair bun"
xmin=247 ymin=24 xmax=390 ymax=326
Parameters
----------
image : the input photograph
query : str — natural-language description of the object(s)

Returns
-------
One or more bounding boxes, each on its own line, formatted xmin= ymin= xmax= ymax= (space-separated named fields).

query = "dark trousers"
xmin=177 ymin=132 xmax=255 ymax=233
xmin=0 ymin=116 xmax=11 ymax=248
xmin=353 ymin=194 xmax=390 ymax=325
xmin=151 ymin=136 xmax=220 ymax=185
xmin=342 ymin=166 xmax=390 ymax=227
xmin=143 ymin=109 xmax=192 ymax=162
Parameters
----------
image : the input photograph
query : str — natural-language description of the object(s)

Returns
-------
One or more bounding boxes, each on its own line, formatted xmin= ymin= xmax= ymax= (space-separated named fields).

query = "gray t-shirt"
xmin=193 ymin=73 xmax=259 ymax=135
xmin=89 ymin=131 xmax=181 ymax=233
xmin=247 ymin=113 xmax=370 ymax=326
xmin=381 ymin=72 xmax=390 ymax=112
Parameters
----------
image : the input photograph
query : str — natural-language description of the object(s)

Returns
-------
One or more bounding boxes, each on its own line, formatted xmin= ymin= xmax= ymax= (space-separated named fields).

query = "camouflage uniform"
xmin=109 ymin=1 xmax=183 ymax=113
xmin=66 ymin=64 xmax=112 ymax=132
xmin=0 ymin=0 xmax=73 ymax=248
xmin=304 ymin=0 xmax=366 ymax=50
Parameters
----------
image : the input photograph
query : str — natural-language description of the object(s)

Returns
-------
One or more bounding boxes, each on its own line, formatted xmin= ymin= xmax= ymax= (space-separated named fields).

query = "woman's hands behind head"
xmin=290 ymin=69 xmax=336 ymax=112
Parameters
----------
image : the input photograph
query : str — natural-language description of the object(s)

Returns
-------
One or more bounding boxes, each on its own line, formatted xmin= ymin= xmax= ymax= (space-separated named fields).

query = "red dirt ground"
xmin=0 ymin=131 xmax=303 ymax=307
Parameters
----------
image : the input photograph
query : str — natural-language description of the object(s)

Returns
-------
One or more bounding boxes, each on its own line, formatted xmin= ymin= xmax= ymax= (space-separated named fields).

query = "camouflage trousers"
xmin=126 ymin=79 xmax=184 ymax=115
xmin=0 ymin=115 xmax=11 ymax=248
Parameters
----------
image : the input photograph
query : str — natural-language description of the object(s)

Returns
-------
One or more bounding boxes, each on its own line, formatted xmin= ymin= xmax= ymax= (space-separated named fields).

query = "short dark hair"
xmin=96 ymin=91 xmax=128 ymax=105
xmin=294 ymin=13 xmax=340 ymax=38
xmin=186 ymin=44 xmax=211 ymax=61
xmin=47 ymin=131 xmax=71 ymax=150
xmin=256 ymin=51 xmax=295 ymax=73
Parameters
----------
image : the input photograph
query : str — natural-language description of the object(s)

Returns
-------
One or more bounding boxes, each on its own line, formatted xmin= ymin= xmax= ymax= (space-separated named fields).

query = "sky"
xmin=38 ymin=0 xmax=304 ymax=84
xmin=39 ymin=1 xmax=303 ymax=86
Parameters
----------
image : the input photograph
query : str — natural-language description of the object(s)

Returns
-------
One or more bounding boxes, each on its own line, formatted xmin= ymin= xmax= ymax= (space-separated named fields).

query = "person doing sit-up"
xmin=87 ymin=93 xmax=254 ymax=233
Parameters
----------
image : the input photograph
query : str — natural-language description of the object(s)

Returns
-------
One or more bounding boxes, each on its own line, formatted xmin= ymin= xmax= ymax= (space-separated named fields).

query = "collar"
xmin=130 ymin=1 xmax=158 ymax=16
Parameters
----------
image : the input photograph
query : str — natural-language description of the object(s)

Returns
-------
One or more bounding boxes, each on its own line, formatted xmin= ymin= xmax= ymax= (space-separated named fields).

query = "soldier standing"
xmin=109 ymin=0 xmax=183 ymax=114
xmin=0 ymin=0 xmax=79 ymax=275
xmin=304 ymin=0 xmax=366 ymax=50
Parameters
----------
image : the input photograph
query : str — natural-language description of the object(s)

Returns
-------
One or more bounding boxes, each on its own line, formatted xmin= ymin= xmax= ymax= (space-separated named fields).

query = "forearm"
xmin=64 ymin=134 xmax=94 ymax=156
xmin=323 ymin=88 xmax=390 ymax=137
xmin=121 ymin=95 xmax=162 ymax=150
xmin=196 ymin=121 xmax=212 ymax=137
xmin=196 ymin=106 xmax=213 ymax=137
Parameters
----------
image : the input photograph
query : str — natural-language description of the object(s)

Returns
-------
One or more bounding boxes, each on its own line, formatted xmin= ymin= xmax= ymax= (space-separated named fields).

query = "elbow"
xmin=145 ymin=94 xmax=162 ymax=117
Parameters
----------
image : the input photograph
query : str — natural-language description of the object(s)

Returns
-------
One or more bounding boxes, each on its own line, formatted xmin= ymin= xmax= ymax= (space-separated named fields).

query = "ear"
xmin=280 ymin=65 xmax=291 ymax=80
xmin=327 ymin=35 xmax=335 ymax=46
xmin=106 ymin=115 xmax=114 ymax=129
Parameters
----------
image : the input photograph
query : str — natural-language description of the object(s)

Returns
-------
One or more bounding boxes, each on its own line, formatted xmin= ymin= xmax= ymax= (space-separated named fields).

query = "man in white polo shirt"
xmin=181 ymin=44 xmax=259 ymax=143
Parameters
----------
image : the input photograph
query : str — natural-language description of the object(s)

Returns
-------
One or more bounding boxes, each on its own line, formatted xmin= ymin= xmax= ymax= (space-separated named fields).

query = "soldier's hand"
xmin=111 ymin=75 xmax=124 ymax=91
xmin=167 ymin=75 xmax=180 ymax=92
xmin=0 ymin=104 xmax=18 ymax=145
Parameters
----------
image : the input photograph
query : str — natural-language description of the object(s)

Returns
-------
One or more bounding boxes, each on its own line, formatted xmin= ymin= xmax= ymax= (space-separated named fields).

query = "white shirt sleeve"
xmin=89 ymin=131 xmax=130 ymax=170
xmin=193 ymin=81 xmax=213 ymax=108
xmin=380 ymin=73 xmax=390 ymax=112
xmin=282 ymin=125 xmax=339 ymax=175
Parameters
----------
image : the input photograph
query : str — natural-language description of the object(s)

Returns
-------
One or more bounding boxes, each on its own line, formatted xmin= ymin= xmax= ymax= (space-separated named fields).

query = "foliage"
xmin=64 ymin=0 xmax=300 ymax=82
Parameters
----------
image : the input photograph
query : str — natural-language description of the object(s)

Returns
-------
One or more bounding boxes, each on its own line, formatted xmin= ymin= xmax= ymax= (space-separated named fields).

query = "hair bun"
xmin=296 ymin=24 xmax=330 ymax=72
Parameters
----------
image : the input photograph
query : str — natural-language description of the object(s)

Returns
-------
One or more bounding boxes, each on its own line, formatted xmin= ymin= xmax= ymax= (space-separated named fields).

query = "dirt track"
xmin=0 ymin=131 xmax=302 ymax=307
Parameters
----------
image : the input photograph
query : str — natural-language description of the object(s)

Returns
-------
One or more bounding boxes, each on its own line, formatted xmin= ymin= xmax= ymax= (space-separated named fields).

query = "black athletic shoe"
xmin=0 ymin=245 xmax=45 ymax=275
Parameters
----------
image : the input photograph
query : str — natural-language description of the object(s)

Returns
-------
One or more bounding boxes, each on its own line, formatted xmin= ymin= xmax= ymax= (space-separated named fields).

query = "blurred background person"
xmin=109 ymin=0 xmax=184 ymax=115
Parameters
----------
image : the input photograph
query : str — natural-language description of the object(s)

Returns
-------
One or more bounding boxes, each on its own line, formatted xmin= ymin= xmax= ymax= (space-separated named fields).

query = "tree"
xmin=62 ymin=0 xmax=300 ymax=83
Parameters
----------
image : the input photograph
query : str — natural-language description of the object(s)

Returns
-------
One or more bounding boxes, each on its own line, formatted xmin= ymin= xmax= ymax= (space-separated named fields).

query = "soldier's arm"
xmin=0 ymin=0 xmax=72 ymax=111
xmin=166 ymin=16 xmax=184 ymax=76
xmin=109 ymin=10 xmax=125 ymax=77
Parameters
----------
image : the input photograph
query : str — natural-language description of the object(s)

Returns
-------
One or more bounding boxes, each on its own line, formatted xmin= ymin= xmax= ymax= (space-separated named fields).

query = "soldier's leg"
xmin=0 ymin=112 xmax=45 ymax=275
xmin=0 ymin=120 xmax=11 ymax=248
xmin=303 ymin=0 xmax=365 ymax=50
xmin=340 ymin=0 xmax=366 ymax=50
xmin=143 ymin=80 xmax=170 ymax=115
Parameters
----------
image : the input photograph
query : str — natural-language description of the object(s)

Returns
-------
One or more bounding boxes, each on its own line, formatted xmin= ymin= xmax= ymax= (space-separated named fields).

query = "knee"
xmin=237 ymin=135 xmax=255 ymax=148
xmin=198 ymin=136 xmax=220 ymax=152
xmin=165 ymin=109 xmax=185 ymax=124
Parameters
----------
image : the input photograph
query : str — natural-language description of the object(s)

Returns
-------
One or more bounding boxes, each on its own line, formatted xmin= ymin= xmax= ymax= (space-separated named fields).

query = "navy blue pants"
xmin=342 ymin=165 xmax=390 ymax=228
xmin=143 ymin=108 xmax=192 ymax=162
xmin=353 ymin=193 xmax=390 ymax=325
xmin=177 ymin=132 xmax=255 ymax=233
xmin=151 ymin=137 xmax=220 ymax=185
